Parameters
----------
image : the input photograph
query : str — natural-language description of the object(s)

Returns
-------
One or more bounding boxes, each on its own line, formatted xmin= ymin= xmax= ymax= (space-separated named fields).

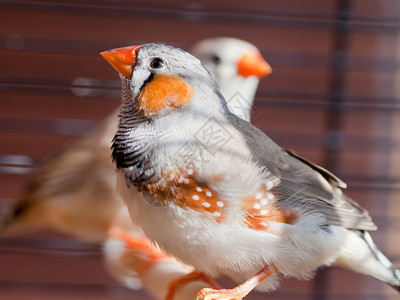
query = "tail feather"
xmin=361 ymin=231 xmax=400 ymax=292
xmin=334 ymin=230 xmax=400 ymax=292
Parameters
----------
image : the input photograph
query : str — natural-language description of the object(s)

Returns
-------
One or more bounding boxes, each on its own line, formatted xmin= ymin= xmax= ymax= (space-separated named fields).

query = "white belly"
xmin=117 ymin=173 xmax=347 ymax=291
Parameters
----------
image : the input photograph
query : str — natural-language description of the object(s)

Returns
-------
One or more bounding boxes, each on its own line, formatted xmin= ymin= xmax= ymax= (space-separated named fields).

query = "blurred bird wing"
xmin=2 ymin=109 xmax=120 ymax=239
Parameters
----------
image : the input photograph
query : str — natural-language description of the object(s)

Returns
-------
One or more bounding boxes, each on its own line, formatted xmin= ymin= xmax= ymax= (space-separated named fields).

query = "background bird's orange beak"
xmin=237 ymin=51 xmax=272 ymax=78
xmin=100 ymin=45 xmax=140 ymax=78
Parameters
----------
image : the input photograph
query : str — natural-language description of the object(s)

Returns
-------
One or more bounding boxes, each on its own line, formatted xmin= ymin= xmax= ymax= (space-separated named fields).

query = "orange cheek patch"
xmin=143 ymin=170 xmax=227 ymax=222
xmin=137 ymin=73 xmax=194 ymax=116
xmin=242 ymin=186 xmax=298 ymax=231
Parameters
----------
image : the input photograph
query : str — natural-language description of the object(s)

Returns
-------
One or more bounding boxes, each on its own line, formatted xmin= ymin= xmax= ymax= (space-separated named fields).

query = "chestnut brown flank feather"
xmin=242 ymin=187 xmax=298 ymax=231
xmin=143 ymin=170 xmax=227 ymax=222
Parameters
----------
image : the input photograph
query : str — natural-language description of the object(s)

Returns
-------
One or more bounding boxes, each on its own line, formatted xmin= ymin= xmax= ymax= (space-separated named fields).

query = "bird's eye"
xmin=150 ymin=58 xmax=164 ymax=69
xmin=211 ymin=55 xmax=221 ymax=64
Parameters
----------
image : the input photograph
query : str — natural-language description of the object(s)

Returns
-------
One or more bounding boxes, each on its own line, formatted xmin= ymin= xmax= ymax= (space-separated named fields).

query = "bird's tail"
xmin=361 ymin=231 xmax=400 ymax=292
xmin=333 ymin=230 xmax=400 ymax=292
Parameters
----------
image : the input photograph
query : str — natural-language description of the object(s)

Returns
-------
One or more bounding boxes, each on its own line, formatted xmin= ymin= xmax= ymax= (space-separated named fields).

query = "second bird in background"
xmin=193 ymin=38 xmax=271 ymax=121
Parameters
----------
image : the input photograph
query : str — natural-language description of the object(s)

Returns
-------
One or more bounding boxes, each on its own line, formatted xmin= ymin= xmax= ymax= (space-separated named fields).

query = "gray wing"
xmin=284 ymin=149 xmax=347 ymax=189
xmin=230 ymin=115 xmax=377 ymax=231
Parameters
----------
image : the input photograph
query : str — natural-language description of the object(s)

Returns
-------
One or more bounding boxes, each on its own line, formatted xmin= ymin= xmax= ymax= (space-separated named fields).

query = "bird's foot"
xmin=196 ymin=265 xmax=277 ymax=300
xmin=165 ymin=271 xmax=220 ymax=300
xmin=107 ymin=226 xmax=168 ymax=275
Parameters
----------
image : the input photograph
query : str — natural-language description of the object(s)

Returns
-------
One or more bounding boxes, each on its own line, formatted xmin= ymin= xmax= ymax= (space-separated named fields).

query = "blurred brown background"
xmin=1 ymin=0 xmax=400 ymax=299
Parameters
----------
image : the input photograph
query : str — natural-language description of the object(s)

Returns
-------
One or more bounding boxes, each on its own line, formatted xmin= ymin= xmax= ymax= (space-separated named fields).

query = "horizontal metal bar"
xmin=2 ymin=0 xmax=400 ymax=33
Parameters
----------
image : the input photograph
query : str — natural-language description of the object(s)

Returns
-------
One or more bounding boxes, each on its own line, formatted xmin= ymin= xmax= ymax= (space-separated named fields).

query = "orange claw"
xmin=165 ymin=271 xmax=221 ymax=300
xmin=197 ymin=265 xmax=278 ymax=300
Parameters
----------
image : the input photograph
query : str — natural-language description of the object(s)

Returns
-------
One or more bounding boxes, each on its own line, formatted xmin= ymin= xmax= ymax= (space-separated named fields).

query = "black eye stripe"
xmin=138 ymin=73 xmax=155 ymax=93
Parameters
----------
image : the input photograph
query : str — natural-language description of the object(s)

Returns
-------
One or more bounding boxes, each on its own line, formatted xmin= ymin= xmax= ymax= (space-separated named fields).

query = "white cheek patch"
xmin=131 ymin=68 xmax=152 ymax=95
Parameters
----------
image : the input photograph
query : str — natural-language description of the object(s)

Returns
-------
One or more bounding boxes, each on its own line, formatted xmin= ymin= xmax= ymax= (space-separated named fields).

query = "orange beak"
xmin=237 ymin=51 xmax=272 ymax=78
xmin=100 ymin=45 xmax=140 ymax=78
